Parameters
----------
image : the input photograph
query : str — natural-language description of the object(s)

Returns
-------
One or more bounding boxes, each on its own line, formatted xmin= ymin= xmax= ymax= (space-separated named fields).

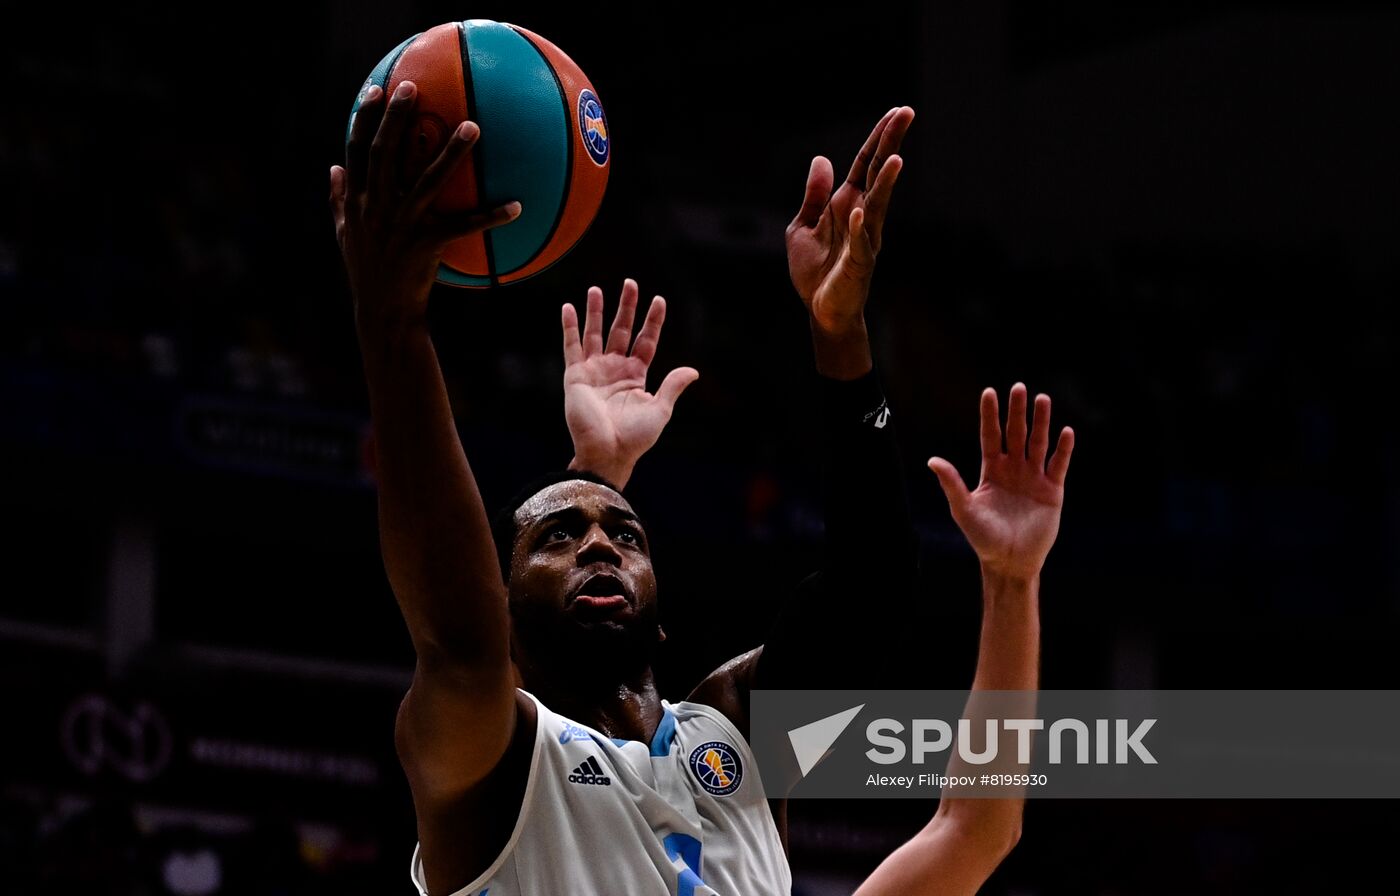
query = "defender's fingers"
xmin=846 ymin=107 xmax=898 ymax=187
xmin=979 ymin=387 xmax=1002 ymax=459
xmin=371 ymin=81 xmax=419 ymax=201
xmin=792 ymin=156 xmax=835 ymax=230
xmin=866 ymin=106 xmax=914 ymax=191
xmin=561 ymin=303 xmax=583 ymax=367
xmin=847 ymin=207 xmax=876 ymax=272
xmin=346 ymin=85 xmax=385 ymax=194
xmin=409 ymin=120 xmax=480 ymax=214
xmin=583 ymin=286 xmax=605 ymax=357
xmin=928 ymin=457 xmax=973 ymax=521
xmin=1048 ymin=427 xmax=1075 ymax=485
xmin=631 ymin=296 xmax=667 ymax=366
xmin=1029 ymin=393 xmax=1052 ymax=470
xmin=861 ymin=155 xmax=902 ymax=252
xmin=1007 ymin=383 xmax=1029 ymax=458
xmin=655 ymin=366 xmax=700 ymax=410
xmin=606 ymin=278 xmax=640 ymax=355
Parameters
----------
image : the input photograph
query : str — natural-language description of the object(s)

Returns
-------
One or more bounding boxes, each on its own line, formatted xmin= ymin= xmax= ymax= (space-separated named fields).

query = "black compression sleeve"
xmin=816 ymin=371 xmax=917 ymax=568
xmin=754 ymin=370 xmax=920 ymax=692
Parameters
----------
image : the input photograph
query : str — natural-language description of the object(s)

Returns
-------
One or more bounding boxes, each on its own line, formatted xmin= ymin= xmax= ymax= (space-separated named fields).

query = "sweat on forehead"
xmin=513 ymin=479 xmax=630 ymax=527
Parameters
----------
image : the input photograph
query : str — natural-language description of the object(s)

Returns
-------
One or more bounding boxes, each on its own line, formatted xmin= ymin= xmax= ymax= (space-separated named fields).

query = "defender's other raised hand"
xmin=329 ymin=81 xmax=522 ymax=328
xmin=928 ymin=384 xmax=1075 ymax=580
xmin=786 ymin=106 xmax=913 ymax=378
xmin=563 ymin=279 xmax=699 ymax=488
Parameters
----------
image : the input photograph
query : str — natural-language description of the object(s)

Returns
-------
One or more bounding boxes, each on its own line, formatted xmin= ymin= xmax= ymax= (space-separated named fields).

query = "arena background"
xmin=2 ymin=1 xmax=1397 ymax=892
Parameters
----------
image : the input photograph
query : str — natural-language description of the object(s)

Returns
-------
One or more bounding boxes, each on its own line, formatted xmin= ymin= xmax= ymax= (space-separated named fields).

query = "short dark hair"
xmin=490 ymin=469 xmax=625 ymax=583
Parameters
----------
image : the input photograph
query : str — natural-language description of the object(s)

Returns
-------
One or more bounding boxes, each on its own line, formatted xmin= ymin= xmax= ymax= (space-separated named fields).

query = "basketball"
xmin=347 ymin=19 xmax=610 ymax=287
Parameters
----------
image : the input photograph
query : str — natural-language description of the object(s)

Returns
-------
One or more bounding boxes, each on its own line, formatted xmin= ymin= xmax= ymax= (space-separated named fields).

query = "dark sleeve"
xmin=753 ymin=370 xmax=921 ymax=692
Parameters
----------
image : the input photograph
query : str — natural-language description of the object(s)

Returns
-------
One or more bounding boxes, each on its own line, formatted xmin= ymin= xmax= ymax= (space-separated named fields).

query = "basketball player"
xmin=552 ymin=289 xmax=1070 ymax=896
xmin=329 ymin=81 xmax=1071 ymax=894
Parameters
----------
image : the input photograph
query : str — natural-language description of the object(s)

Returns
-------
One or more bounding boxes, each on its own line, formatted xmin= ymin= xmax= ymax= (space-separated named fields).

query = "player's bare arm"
xmin=330 ymin=80 xmax=528 ymax=893
xmin=562 ymin=278 xmax=699 ymax=489
xmin=854 ymin=384 xmax=1074 ymax=896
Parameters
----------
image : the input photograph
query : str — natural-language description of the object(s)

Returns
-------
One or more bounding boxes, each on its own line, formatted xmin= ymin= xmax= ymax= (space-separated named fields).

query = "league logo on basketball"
xmin=689 ymin=741 xmax=743 ymax=796
xmin=578 ymin=89 xmax=609 ymax=166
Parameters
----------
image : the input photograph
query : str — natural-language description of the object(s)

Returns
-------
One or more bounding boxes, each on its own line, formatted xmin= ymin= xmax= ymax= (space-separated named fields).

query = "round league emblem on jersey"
xmin=689 ymin=741 xmax=742 ymax=796
xmin=577 ymin=89 xmax=609 ymax=166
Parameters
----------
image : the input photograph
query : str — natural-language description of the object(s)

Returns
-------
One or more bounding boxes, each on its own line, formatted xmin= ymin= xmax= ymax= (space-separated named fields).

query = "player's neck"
xmin=524 ymin=665 xmax=665 ymax=744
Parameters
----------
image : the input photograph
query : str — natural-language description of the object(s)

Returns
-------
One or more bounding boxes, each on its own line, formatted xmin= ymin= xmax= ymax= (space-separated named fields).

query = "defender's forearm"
xmin=752 ymin=367 xmax=917 ymax=694
xmin=970 ymin=568 xmax=1040 ymax=692
xmin=567 ymin=452 xmax=635 ymax=491
xmin=935 ymin=567 xmax=1039 ymax=854
xmin=809 ymin=315 xmax=873 ymax=381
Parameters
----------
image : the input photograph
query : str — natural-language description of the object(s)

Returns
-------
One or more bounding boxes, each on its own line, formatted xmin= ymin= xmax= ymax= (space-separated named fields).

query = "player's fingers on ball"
xmin=329 ymin=165 xmax=346 ymax=214
xmin=410 ymin=120 xmax=479 ymax=213
xmin=632 ymin=296 xmax=667 ymax=366
xmin=1048 ymin=427 xmax=1075 ymax=485
xmin=346 ymin=85 xmax=385 ymax=193
xmin=435 ymin=200 xmax=520 ymax=242
xmin=606 ymin=279 xmax=639 ymax=354
xmin=1007 ymin=383 xmax=1029 ymax=457
xmin=980 ymin=387 xmax=1002 ymax=459
xmin=1029 ymin=393 xmax=1052 ymax=469
xmin=371 ymin=80 xmax=418 ymax=199
xmin=329 ymin=167 xmax=350 ymax=244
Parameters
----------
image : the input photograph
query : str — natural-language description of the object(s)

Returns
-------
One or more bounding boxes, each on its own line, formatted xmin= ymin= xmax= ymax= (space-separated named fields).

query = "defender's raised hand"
xmin=563 ymin=279 xmax=699 ymax=488
xmin=928 ymin=384 xmax=1075 ymax=580
xmin=329 ymin=81 xmax=521 ymax=326
xmin=786 ymin=106 xmax=914 ymax=338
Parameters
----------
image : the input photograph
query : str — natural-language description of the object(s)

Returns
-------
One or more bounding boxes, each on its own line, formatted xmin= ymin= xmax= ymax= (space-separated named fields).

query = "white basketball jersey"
xmin=410 ymin=689 xmax=791 ymax=896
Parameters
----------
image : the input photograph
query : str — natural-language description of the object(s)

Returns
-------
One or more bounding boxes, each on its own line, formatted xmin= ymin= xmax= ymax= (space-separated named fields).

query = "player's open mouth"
xmin=570 ymin=573 xmax=631 ymax=610
xmin=572 ymin=594 xmax=628 ymax=612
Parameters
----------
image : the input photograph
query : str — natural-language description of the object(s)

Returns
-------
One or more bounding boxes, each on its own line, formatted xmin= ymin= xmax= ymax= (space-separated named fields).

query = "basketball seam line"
xmin=459 ymin=21 xmax=498 ymax=287
xmin=357 ymin=34 xmax=418 ymax=143
xmin=510 ymin=26 xmax=574 ymax=278
xmin=383 ymin=34 xmax=417 ymax=89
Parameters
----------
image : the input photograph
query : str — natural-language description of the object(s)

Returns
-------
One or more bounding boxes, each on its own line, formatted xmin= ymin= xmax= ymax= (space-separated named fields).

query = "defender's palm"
xmin=565 ymin=352 xmax=675 ymax=461
xmin=786 ymin=107 xmax=913 ymax=330
xmin=562 ymin=280 xmax=698 ymax=484
xmin=928 ymin=385 xmax=1075 ymax=579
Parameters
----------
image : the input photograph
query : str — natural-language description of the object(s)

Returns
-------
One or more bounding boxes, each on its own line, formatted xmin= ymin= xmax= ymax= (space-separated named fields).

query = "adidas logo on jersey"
xmin=567 ymin=756 xmax=611 ymax=786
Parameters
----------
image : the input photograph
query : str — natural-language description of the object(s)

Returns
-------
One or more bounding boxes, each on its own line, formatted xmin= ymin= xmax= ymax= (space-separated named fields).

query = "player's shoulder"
xmin=682 ymin=646 xmax=763 ymax=740
xmin=409 ymin=688 xmax=541 ymax=896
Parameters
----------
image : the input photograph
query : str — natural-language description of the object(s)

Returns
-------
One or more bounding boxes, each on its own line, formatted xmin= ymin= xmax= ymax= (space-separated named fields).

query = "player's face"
xmin=508 ymin=480 xmax=660 ymax=647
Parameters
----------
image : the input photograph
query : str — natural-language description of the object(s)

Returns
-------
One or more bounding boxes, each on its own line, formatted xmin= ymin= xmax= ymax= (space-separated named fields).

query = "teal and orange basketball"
xmin=348 ymin=20 xmax=610 ymax=287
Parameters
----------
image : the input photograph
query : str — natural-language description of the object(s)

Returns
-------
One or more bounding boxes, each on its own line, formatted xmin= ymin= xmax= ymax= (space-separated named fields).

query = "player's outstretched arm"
xmin=330 ymin=81 xmax=523 ymax=803
xmin=733 ymin=107 xmax=919 ymax=712
xmin=853 ymin=384 xmax=1074 ymax=896
xmin=561 ymin=279 xmax=699 ymax=488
